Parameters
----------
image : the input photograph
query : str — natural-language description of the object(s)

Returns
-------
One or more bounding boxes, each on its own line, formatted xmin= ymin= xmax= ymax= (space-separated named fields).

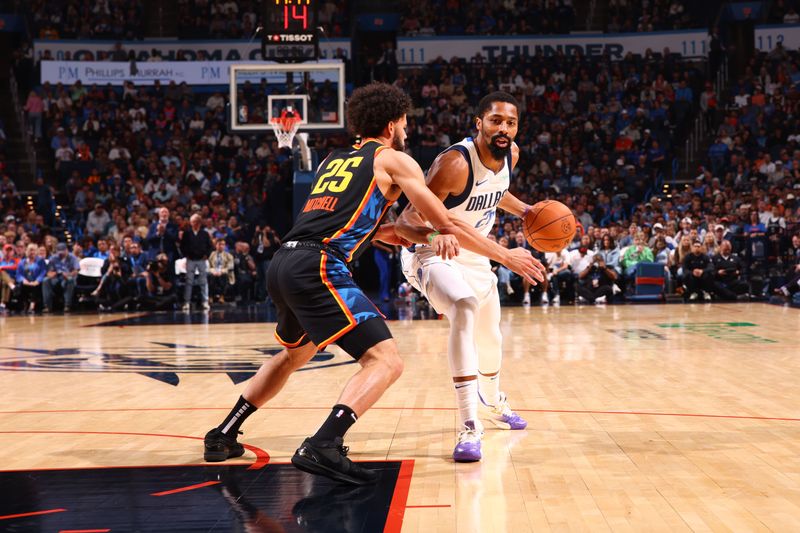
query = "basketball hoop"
xmin=270 ymin=115 xmax=302 ymax=150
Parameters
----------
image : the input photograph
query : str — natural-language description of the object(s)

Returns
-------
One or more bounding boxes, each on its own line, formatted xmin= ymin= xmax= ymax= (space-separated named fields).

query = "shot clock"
xmin=262 ymin=0 xmax=320 ymax=63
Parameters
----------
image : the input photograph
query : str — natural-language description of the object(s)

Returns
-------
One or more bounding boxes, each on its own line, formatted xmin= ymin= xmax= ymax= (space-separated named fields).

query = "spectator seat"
xmin=628 ymin=262 xmax=665 ymax=302
xmin=75 ymin=257 xmax=104 ymax=306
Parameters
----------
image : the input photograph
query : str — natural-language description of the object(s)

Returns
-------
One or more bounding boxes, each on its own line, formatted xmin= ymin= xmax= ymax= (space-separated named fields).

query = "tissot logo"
xmin=266 ymin=33 xmax=315 ymax=43
xmin=0 ymin=343 xmax=348 ymax=386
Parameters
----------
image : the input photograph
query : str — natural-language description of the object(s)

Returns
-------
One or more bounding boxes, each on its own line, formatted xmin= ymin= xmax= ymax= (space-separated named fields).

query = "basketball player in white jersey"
xmin=395 ymin=92 xmax=542 ymax=462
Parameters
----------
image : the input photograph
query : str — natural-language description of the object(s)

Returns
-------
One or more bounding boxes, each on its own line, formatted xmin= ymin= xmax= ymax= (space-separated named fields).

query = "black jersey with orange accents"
xmin=285 ymin=139 xmax=393 ymax=262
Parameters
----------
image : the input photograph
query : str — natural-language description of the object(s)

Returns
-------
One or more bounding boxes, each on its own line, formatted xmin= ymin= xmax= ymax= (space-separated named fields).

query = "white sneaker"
xmin=689 ymin=293 xmax=698 ymax=301
xmin=703 ymin=291 xmax=712 ymax=301
xmin=479 ymin=392 xmax=528 ymax=430
xmin=522 ymin=292 xmax=530 ymax=306
xmin=506 ymin=284 xmax=514 ymax=295
xmin=552 ymin=295 xmax=560 ymax=306
xmin=453 ymin=420 xmax=484 ymax=462
xmin=595 ymin=295 xmax=607 ymax=304
xmin=202 ymin=301 xmax=210 ymax=311
xmin=181 ymin=303 xmax=190 ymax=312
xmin=541 ymin=293 xmax=549 ymax=305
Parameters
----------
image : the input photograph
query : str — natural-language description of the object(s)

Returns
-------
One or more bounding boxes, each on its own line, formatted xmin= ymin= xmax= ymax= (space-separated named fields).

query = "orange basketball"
xmin=523 ymin=200 xmax=577 ymax=252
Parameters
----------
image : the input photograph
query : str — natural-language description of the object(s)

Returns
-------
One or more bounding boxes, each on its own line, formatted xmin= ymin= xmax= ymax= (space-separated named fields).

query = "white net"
xmin=270 ymin=117 xmax=302 ymax=150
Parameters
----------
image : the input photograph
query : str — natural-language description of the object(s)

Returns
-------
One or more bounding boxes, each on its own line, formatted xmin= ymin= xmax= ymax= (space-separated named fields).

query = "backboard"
xmin=228 ymin=61 xmax=345 ymax=133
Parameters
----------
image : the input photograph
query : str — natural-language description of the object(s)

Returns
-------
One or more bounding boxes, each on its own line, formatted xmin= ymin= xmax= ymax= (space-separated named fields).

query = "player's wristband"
xmin=522 ymin=205 xmax=531 ymax=218
xmin=427 ymin=231 xmax=440 ymax=244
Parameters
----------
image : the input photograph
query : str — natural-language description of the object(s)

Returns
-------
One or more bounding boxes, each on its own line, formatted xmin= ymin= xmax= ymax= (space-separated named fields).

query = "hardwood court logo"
xmin=0 ymin=343 xmax=347 ymax=386
xmin=608 ymin=322 xmax=778 ymax=344
xmin=606 ymin=328 xmax=668 ymax=340
xmin=656 ymin=322 xmax=778 ymax=344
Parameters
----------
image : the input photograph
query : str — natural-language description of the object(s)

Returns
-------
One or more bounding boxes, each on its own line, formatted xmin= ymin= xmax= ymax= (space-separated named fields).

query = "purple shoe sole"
xmin=453 ymin=440 xmax=482 ymax=463
xmin=498 ymin=413 xmax=528 ymax=430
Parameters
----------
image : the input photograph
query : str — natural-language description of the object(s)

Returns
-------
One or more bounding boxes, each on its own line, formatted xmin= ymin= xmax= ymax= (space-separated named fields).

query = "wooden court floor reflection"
xmin=1 ymin=303 xmax=799 ymax=531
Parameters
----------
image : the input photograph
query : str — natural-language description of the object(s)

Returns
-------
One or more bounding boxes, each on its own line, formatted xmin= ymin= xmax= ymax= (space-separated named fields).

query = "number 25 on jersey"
xmin=311 ymin=157 xmax=363 ymax=195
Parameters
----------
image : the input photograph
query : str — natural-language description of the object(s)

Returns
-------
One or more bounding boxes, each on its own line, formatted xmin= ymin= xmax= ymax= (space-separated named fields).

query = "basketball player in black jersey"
xmin=203 ymin=83 xmax=545 ymax=485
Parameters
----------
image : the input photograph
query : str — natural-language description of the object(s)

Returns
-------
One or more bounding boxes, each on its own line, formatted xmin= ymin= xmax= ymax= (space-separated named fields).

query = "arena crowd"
xmin=1 ymin=1 xmax=798 ymax=315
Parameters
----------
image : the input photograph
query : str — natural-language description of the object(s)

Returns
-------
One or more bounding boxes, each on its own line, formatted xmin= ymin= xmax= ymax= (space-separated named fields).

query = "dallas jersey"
xmin=402 ymin=137 xmax=512 ymax=302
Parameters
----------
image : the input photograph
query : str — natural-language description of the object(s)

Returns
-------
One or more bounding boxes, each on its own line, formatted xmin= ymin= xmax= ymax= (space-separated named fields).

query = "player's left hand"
xmin=432 ymin=233 xmax=459 ymax=260
xmin=373 ymin=224 xmax=412 ymax=247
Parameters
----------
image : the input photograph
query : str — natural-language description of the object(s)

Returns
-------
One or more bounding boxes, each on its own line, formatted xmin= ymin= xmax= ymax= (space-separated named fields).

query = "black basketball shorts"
xmin=266 ymin=247 xmax=393 ymax=359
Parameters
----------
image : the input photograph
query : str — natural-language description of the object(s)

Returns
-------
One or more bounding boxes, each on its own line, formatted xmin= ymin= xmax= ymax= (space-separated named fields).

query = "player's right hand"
xmin=432 ymin=233 xmax=459 ymax=260
xmin=503 ymin=248 xmax=546 ymax=286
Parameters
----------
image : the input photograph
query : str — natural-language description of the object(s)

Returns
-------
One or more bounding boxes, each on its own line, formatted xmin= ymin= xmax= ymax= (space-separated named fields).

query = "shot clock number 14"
xmin=278 ymin=0 xmax=311 ymax=31
xmin=262 ymin=0 xmax=320 ymax=62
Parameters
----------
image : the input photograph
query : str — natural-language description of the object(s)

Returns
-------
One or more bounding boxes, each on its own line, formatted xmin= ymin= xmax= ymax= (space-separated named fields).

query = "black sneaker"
xmin=291 ymin=437 xmax=378 ymax=486
xmin=204 ymin=428 xmax=245 ymax=462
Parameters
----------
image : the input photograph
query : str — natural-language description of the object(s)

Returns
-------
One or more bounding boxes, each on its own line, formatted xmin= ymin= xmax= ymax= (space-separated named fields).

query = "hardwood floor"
xmin=1 ymin=303 xmax=798 ymax=531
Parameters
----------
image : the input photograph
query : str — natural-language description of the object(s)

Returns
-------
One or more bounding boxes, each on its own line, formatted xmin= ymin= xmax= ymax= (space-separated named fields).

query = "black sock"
xmin=310 ymin=404 xmax=358 ymax=444
xmin=217 ymin=396 xmax=257 ymax=436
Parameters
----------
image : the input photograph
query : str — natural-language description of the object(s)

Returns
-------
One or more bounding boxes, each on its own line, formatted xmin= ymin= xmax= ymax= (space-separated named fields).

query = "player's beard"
xmin=487 ymin=133 xmax=511 ymax=160
xmin=391 ymin=129 xmax=405 ymax=151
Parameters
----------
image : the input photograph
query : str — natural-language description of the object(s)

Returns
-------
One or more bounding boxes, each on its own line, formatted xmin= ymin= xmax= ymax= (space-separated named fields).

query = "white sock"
xmin=479 ymin=374 xmax=501 ymax=406
xmin=454 ymin=379 xmax=478 ymax=426
xmin=444 ymin=296 xmax=480 ymax=425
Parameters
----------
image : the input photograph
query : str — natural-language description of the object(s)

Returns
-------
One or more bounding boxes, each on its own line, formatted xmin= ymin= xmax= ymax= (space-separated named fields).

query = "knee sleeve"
xmin=418 ymin=262 xmax=481 ymax=379
xmin=475 ymin=291 xmax=503 ymax=375
xmin=446 ymin=296 xmax=479 ymax=378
